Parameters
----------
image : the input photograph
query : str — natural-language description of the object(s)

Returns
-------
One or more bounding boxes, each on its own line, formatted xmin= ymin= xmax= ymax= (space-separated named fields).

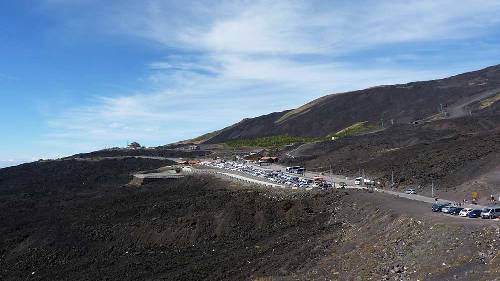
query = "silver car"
xmin=481 ymin=206 xmax=500 ymax=219
xmin=441 ymin=206 xmax=452 ymax=214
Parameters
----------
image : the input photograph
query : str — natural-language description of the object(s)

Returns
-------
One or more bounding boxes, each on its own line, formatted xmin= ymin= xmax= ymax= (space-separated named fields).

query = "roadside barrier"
xmin=192 ymin=168 xmax=285 ymax=188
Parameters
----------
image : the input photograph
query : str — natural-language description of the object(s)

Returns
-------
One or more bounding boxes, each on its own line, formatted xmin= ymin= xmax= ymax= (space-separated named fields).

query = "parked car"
xmin=441 ymin=205 xmax=453 ymax=214
xmin=364 ymin=179 xmax=375 ymax=186
xmin=468 ymin=209 xmax=482 ymax=218
xmin=432 ymin=202 xmax=450 ymax=212
xmin=321 ymin=182 xmax=333 ymax=188
xmin=305 ymin=179 xmax=313 ymax=184
xmin=354 ymin=177 xmax=363 ymax=185
xmin=449 ymin=207 xmax=464 ymax=215
xmin=481 ymin=206 xmax=500 ymax=219
xmin=458 ymin=208 xmax=473 ymax=217
xmin=405 ymin=188 xmax=417 ymax=194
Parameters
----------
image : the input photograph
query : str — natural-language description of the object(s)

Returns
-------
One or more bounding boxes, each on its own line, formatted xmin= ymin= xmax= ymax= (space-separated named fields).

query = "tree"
xmin=128 ymin=142 xmax=142 ymax=149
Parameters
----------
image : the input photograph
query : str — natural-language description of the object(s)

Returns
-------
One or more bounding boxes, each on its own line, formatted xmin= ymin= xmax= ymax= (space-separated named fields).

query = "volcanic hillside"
xmin=0 ymin=159 xmax=498 ymax=281
xmin=201 ymin=64 xmax=500 ymax=143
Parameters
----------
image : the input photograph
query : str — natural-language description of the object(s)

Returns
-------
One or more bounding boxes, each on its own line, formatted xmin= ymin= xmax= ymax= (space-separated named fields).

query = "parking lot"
xmin=201 ymin=160 xmax=336 ymax=189
xmin=432 ymin=202 xmax=500 ymax=221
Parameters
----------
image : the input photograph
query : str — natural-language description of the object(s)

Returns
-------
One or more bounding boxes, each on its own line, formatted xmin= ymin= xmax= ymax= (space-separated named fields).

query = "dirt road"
xmin=447 ymin=88 xmax=500 ymax=118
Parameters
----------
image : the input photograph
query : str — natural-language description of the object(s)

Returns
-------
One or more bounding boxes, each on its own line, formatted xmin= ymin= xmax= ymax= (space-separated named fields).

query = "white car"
xmin=364 ymin=179 xmax=375 ymax=185
xmin=405 ymin=188 xmax=417 ymax=194
xmin=458 ymin=208 xmax=473 ymax=217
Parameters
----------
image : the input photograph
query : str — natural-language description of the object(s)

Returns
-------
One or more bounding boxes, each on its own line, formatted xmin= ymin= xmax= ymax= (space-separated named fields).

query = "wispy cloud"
xmin=0 ymin=73 xmax=18 ymax=82
xmin=39 ymin=0 xmax=500 ymax=153
xmin=89 ymin=0 xmax=500 ymax=55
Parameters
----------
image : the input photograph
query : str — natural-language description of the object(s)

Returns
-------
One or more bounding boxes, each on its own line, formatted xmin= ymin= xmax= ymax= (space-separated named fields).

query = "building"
xmin=243 ymin=152 xmax=263 ymax=161
xmin=258 ymin=156 xmax=279 ymax=164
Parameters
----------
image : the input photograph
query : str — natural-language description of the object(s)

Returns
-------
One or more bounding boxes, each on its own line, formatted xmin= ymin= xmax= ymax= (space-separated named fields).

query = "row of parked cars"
xmin=432 ymin=202 xmax=500 ymax=219
xmin=202 ymin=161 xmax=332 ymax=189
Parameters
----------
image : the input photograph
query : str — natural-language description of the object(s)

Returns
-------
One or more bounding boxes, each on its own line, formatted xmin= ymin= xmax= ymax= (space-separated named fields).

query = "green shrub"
xmin=225 ymin=135 xmax=317 ymax=148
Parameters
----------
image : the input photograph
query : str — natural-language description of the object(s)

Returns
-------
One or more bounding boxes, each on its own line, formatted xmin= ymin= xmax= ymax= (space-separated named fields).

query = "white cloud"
xmin=103 ymin=0 xmax=500 ymax=55
xmin=38 ymin=0 xmax=500 ymax=153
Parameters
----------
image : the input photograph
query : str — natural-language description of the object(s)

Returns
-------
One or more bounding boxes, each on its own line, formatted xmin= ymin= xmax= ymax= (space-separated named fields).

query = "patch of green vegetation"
xmin=275 ymin=95 xmax=331 ymax=124
xmin=329 ymin=121 xmax=378 ymax=139
xmin=225 ymin=135 xmax=318 ymax=149
xmin=479 ymin=92 xmax=500 ymax=109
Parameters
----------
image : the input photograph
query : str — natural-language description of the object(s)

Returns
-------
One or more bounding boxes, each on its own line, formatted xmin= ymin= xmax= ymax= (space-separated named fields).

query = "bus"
xmin=286 ymin=166 xmax=304 ymax=173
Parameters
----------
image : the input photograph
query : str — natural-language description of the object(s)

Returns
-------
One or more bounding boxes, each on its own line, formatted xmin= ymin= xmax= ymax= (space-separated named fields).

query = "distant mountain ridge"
xmin=0 ymin=160 xmax=27 ymax=169
xmin=195 ymin=64 xmax=500 ymax=143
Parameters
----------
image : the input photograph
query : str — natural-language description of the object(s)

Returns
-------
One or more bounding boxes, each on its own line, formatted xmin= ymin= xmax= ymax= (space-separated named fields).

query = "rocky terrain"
xmin=202 ymin=64 xmax=500 ymax=143
xmin=69 ymin=147 xmax=211 ymax=159
xmin=0 ymin=159 xmax=498 ymax=281
xmin=281 ymin=115 xmax=500 ymax=203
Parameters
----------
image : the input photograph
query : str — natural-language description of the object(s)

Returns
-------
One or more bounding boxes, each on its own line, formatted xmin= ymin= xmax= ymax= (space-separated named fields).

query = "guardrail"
xmin=192 ymin=168 xmax=285 ymax=188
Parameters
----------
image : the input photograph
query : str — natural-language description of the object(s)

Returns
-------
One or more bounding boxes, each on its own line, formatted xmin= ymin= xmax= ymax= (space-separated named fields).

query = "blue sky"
xmin=2 ymin=0 xmax=500 ymax=167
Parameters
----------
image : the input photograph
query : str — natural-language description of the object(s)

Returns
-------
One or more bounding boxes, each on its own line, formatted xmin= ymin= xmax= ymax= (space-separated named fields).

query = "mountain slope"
xmin=203 ymin=64 xmax=500 ymax=143
xmin=1 ymin=161 xmax=498 ymax=281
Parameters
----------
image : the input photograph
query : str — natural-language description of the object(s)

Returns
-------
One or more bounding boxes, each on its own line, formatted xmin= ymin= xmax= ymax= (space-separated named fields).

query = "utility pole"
xmin=431 ymin=180 xmax=435 ymax=198
xmin=330 ymin=163 xmax=333 ymax=186
xmin=391 ymin=170 xmax=394 ymax=187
